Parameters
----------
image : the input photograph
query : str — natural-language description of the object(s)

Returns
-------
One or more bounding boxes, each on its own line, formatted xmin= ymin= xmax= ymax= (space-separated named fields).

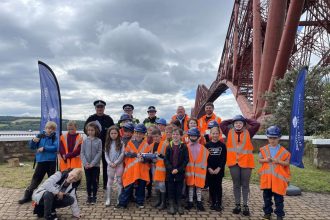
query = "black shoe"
xmin=136 ymin=203 xmax=144 ymax=208
xmin=114 ymin=204 xmax=126 ymax=210
xmin=242 ymin=205 xmax=250 ymax=216
xmin=158 ymin=192 xmax=166 ymax=210
xmin=232 ymin=204 xmax=241 ymax=214
xmin=18 ymin=189 xmax=33 ymax=204
xmin=263 ymin=214 xmax=271 ymax=220
xmin=168 ymin=200 xmax=176 ymax=215
xmin=51 ymin=212 xmax=58 ymax=220
xmin=276 ymin=216 xmax=283 ymax=220
xmin=215 ymin=203 xmax=223 ymax=212
xmin=196 ymin=201 xmax=205 ymax=211
xmin=177 ymin=200 xmax=184 ymax=215
xmin=210 ymin=202 xmax=216 ymax=210
xmin=86 ymin=196 xmax=92 ymax=204
xmin=91 ymin=197 xmax=97 ymax=205
xmin=153 ymin=190 xmax=161 ymax=207
xmin=186 ymin=201 xmax=194 ymax=210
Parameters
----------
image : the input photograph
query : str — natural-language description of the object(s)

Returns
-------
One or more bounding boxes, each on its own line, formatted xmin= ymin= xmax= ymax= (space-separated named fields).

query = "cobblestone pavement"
xmin=1 ymin=180 xmax=329 ymax=220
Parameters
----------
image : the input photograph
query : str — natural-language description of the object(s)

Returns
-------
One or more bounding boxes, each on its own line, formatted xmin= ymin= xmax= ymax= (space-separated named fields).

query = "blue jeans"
xmin=119 ymin=179 xmax=146 ymax=207
xmin=263 ymin=189 xmax=285 ymax=217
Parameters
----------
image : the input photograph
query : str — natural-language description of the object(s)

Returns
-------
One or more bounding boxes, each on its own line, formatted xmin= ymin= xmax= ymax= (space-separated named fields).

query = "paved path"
xmin=1 ymin=180 xmax=329 ymax=219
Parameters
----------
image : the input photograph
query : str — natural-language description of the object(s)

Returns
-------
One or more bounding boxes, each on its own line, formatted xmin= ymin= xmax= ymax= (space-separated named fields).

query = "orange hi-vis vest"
xmin=59 ymin=133 xmax=83 ymax=171
xmin=198 ymin=113 xmax=221 ymax=135
xmin=122 ymin=140 xmax=151 ymax=187
xmin=150 ymin=141 xmax=167 ymax=182
xmin=226 ymin=128 xmax=255 ymax=168
xmin=171 ymin=114 xmax=190 ymax=132
xmin=185 ymin=144 xmax=209 ymax=188
xmin=258 ymin=145 xmax=291 ymax=195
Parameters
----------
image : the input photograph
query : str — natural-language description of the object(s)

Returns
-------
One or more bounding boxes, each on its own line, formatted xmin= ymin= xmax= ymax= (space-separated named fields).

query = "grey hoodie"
xmin=81 ymin=137 xmax=102 ymax=167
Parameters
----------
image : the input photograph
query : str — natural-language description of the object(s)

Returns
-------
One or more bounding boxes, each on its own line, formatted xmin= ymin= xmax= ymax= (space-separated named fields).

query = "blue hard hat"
xmin=156 ymin=118 xmax=167 ymax=126
xmin=187 ymin=127 xmax=200 ymax=137
xmin=123 ymin=122 xmax=135 ymax=132
xmin=134 ymin=123 xmax=147 ymax=133
xmin=207 ymin=120 xmax=219 ymax=129
xmin=119 ymin=113 xmax=132 ymax=122
xmin=232 ymin=115 xmax=246 ymax=123
xmin=266 ymin=126 xmax=281 ymax=138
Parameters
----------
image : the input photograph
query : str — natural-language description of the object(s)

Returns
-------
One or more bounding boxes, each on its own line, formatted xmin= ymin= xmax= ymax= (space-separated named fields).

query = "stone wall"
xmin=0 ymin=138 xmax=34 ymax=163
xmin=313 ymin=139 xmax=330 ymax=169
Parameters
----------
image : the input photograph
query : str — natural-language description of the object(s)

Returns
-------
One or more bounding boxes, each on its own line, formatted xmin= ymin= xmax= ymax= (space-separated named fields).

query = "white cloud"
xmin=0 ymin=0 xmax=240 ymax=124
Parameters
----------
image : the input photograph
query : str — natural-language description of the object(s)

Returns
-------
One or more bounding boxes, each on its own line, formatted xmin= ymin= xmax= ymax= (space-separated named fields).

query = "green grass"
xmin=223 ymin=154 xmax=330 ymax=193
xmin=1 ymin=156 xmax=330 ymax=193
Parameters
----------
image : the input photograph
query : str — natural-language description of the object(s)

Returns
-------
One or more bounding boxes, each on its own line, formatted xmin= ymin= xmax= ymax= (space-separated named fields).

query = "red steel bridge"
xmin=192 ymin=0 xmax=330 ymax=119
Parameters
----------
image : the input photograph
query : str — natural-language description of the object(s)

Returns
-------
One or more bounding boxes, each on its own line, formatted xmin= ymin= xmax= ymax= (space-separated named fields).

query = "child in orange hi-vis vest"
xmin=185 ymin=127 xmax=209 ymax=212
xmin=115 ymin=124 xmax=151 ymax=209
xmin=150 ymin=128 xmax=167 ymax=210
xmin=258 ymin=126 xmax=290 ymax=220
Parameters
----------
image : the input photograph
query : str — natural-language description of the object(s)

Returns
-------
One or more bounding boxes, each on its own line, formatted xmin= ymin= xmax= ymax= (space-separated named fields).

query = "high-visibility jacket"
xmin=226 ymin=128 xmax=255 ymax=168
xmin=182 ymin=134 xmax=206 ymax=146
xmin=258 ymin=145 xmax=291 ymax=195
xmin=150 ymin=141 xmax=167 ymax=182
xmin=171 ymin=114 xmax=190 ymax=132
xmin=59 ymin=133 xmax=83 ymax=171
xmin=185 ymin=144 xmax=209 ymax=188
xmin=122 ymin=140 xmax=151 ymax=187
xmin=198 ymin=113 xmax=221 ymax=135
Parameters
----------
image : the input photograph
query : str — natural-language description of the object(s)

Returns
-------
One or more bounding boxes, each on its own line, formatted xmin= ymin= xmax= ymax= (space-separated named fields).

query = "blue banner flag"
xmin=38 ymin=61 xmax=62 ymax=143
xmin=289 ymin=66 xmax=308 ymax=168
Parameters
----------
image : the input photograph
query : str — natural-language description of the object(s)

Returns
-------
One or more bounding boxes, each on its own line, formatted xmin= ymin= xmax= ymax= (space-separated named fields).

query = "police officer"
xmin=84 ymin=100 xmax=114 ymax=189
xmin=143 ymin=106 xmax=159 ymax=128
xmin=122 ymin=104 xmax=140 ymax=124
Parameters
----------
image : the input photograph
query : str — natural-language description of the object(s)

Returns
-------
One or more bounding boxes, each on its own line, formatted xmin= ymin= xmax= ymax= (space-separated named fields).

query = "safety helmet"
xmin=134 ymin=123 xmax=147 ymax=134
xmin=156 ymin=118 xmax=167 ymax=126
xmin=232 ymin=115 xmax=246 ymax=123
xmin=119 ymin=113 xmax=132 ymax=122
xmin=207 ymin=120 xmax=219 ymax=129
xmin=266 ymin=126 xmax=281 ymax=138
xmin=187 ymin=127 xmax=200 ymax=137
xmin=123 ymin=122 xmax=135 ymax=132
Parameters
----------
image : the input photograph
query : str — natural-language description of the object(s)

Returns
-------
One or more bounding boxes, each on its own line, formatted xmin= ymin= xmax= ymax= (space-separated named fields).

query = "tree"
xmin=263 ymin=67 xmax=330 ymax=136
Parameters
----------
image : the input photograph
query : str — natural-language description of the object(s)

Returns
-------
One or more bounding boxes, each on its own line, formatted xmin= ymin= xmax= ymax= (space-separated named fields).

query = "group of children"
xmin=20 ymin=112 xmax=291 ymax=220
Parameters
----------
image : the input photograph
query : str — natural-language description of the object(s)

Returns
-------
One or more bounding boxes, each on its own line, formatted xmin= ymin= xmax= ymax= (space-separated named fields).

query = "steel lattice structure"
xmin=192 ymin=0 xmax=330 ymax=119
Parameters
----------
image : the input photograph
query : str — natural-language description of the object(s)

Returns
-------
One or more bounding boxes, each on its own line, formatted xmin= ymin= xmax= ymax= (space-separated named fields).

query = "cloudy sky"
xmin=0 ymin=0 xmax=242 ymax=123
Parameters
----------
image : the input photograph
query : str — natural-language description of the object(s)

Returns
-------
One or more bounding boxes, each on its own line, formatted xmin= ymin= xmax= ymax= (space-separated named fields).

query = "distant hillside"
xmin=0 ymin=116 xmax=86 ymax=131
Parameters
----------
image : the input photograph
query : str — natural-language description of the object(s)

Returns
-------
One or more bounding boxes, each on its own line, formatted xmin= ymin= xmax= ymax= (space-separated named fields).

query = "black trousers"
xmin=263 ymin=189 xmax=285 ymax=217
xmin=207 ymin=173 xmax=223 ymax=205
xmin=40 ymin=191 xmax=74 ymax=217
xmin=168 ymin=179 xmax=183 ymax=204
xmin=101 ymin=152 xmax=108 ymax=189
xmin=27 ymin=161 xmax=56 ymax=191
xmin=85 ymin=167 xmax=100 ymax=197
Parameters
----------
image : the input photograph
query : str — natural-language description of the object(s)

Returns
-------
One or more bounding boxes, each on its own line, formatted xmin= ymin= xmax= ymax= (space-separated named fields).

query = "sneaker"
xmin=114 ymin=204 xmax=126 ymax=210
xmin=91 ymin=197 xmax=97 ymax=205
xmin=136 ymin=204 xmax=144 ymax=208
xmin=263 ymin=214 xmax=271 ymax=220
xmin=232 ymin=204 xmax=241 ymax=214
xmin=242 ymin=205 xmax=250 ymax=216
xmin=86 ymin=197 xmax=92 ymax=204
